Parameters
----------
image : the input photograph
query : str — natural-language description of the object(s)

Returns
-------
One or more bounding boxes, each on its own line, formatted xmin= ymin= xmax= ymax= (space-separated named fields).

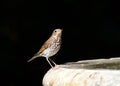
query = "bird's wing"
xmin=27 ymin=38 xmax=54 ymax=62
xmin=35 ymin=37 xmax=55 ymax=55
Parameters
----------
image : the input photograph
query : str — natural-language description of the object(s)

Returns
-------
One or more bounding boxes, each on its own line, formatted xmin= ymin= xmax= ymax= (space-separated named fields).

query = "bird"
xmin=27 ymin=29 xmax=62 ymax=68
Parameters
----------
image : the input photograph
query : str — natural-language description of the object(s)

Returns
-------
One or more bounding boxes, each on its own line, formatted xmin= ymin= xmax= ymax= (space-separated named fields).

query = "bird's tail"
xmin=27 ymin=56 xmax=38 ymax=62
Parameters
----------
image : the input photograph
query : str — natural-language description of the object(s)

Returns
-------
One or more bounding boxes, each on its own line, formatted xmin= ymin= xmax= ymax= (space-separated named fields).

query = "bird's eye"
xmin=54 ymin=30 xmax=57 ymax=32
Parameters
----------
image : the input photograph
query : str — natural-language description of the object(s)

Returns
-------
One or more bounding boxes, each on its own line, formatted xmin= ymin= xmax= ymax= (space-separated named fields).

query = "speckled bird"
xmin=27 ymin=29 xmax=62 ymax=68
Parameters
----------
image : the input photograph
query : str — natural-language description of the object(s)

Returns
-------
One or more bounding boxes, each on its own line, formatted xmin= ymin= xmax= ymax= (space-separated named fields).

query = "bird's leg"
xmin=48 ymin=58 xmax=57 ymax=66
xmin=46 ymin=57 xmax=53 ymax=68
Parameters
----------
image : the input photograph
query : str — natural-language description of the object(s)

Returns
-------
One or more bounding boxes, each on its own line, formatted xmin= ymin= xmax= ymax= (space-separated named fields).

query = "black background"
xmin=0 ymin=0 xmax=120 ymax=86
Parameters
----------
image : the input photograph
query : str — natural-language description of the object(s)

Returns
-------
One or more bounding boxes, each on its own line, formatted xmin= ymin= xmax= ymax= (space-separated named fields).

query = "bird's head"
xmin=52 ymin=29 xmax=63 ymax=38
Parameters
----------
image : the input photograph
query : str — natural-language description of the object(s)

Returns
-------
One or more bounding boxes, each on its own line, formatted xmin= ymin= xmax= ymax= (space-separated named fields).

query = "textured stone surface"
xmin=43 ymin=57 xmax=120 ymax=86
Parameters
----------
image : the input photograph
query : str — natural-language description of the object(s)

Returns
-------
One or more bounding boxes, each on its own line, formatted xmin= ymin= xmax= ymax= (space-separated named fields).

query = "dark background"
xmin=0 ymin=0 xmax=120 ymax=86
